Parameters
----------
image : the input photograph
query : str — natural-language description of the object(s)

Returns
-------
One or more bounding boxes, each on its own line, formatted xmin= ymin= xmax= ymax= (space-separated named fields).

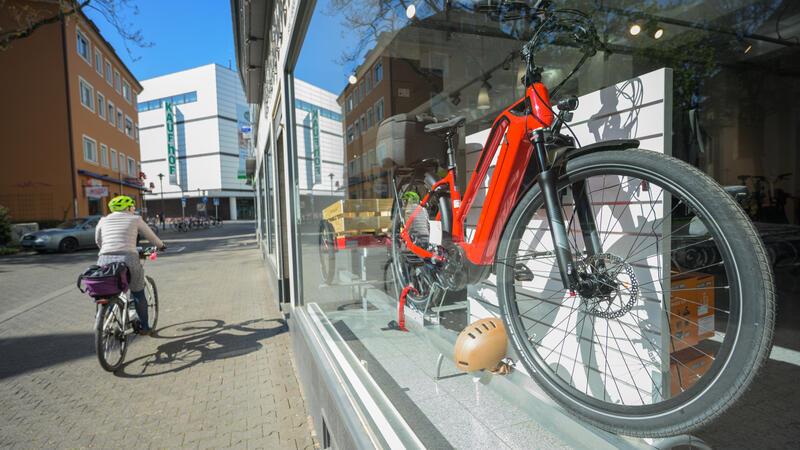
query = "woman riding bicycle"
xmin=95 ymin=195 xmax=165 ymax=336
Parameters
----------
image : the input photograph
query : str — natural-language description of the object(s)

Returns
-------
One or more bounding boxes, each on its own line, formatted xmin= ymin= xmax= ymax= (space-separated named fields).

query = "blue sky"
xmin=295 ymin=0 xmax=361 ymax=94
xmin=86 ymin=0 xmax=238 ymax=81
xmin=87 ymin=0 xmax=355 ymax=95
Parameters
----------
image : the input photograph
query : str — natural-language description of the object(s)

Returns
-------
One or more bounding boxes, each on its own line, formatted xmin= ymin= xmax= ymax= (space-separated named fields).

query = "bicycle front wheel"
xmin=94 ymin=298 xmax=128 ymax=372
xmin=144 ymin=276 xmax=159 ymax=331
xmin=496 ymin=149 xmax=774 ymax=437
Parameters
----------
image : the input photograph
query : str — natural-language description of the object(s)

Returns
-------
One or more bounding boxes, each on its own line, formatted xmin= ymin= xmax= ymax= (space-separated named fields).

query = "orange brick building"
xmin=0 ymin=4 xmax=144 ymax=222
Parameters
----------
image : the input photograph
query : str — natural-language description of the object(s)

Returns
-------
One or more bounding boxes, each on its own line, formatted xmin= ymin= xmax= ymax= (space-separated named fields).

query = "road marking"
xmin=0 ymin=285 xmax=74 ymax=325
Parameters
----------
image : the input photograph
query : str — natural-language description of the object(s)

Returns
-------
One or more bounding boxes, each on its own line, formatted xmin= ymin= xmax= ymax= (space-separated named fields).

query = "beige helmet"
xmin=454 ymin=318 xmax=508 ymax=372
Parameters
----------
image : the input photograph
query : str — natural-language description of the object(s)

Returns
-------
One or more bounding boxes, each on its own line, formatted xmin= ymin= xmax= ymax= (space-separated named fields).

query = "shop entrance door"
xmin=88 ymin=198 xmax=101 ymax=215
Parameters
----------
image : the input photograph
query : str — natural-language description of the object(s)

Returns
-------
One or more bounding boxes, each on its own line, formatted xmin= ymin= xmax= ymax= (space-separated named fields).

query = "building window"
xmin=294 ymin=99 xmax=342 ymax=121
xmin=110 ymin=148 xmax=118 ymax=171
xmin=107 ymin=100 xmax=115 ymax=126
xmin=354 ymin=120 xmax=360 ymax=137
xmin=116 ymin=108 xmax=123 ymax=131
xmin=346 ymin=94 xmax=353 ymax=113
xmin=124 ymin=116 xmax=133 ymax=138
xmin=374 ymin=62 xmax=383 ymax=84
xmin=347 ymin=125 xmax=354 ymax=144
xmin=118 ymin=152 xmax=125 ymax=174
xmin=79 ymin=77 xmax=94 ymax=112
xmin=76 ymin=28 xmax=90 ymax=63
xmin=122 ymin=80 xmax=132 ymax=103
xmin=114 ymin=70 xmax=121 ymax=93
xmin=105 ymin=60 xmax=112 ymax=85
xmin=366 ymin=73 xmax=372 ymax=93
xmin=94 ymin=49 xmax=103 ymax=75
xmin=360 ymin=114 xmax=366 ymax=134
xmin=82 ymin=135 xmax=98 ymax=163
xmin=137 ymin=91 xmax=198 ymax=112
xmin=127 ymin=157 xmax=136 ymax=176
xmin=100 ymin=144 xmax=109 ymax=167
xmin=374 ymin=97 xmax=384 ymax=123
xmin=367 ymin=107 xmax=373 ymax=129
xmin=97 ymin=92 xmax=106 ymax=119
xmin=135 ymin=123 xmax=139 ymax=142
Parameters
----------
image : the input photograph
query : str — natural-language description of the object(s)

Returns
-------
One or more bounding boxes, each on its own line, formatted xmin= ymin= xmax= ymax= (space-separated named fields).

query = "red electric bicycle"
xmin=390 ymin=3 xmax=774 ymax=437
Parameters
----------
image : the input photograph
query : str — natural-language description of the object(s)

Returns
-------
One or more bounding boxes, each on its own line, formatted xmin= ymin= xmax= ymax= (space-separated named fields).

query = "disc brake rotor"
xmin=577 ymin=253 xmax=639 ymax=319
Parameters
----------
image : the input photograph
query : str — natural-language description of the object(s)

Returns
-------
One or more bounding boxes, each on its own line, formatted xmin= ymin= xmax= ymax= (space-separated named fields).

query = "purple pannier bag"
xmin=77 ymin=263 xmax=130 ymax=300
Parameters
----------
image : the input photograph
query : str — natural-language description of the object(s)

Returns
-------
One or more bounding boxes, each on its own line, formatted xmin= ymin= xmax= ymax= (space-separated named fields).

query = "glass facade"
xmin=243 ymin=0 xmax=800 ymax=446
xmin=137 ymin=91 xmax=198 ymax=112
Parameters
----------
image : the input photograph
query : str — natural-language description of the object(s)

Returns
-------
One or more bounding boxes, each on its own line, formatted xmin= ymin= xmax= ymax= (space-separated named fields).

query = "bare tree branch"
xmin=0 ymin=0 xmax=151 ymax=61
xmin=0 ymin=0 xmax=88 ymax=50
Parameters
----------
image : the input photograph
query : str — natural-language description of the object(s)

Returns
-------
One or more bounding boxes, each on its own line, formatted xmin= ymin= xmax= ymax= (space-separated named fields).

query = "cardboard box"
xmin=669 ymin=272 xmax=715 ymax=352
xmin=670 ymin=347 xmax=713 ymax=397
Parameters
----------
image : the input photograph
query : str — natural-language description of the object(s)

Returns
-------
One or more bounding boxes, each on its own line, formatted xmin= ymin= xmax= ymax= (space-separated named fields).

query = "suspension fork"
xmin=571 ymin=180 xmax=604 ymax=258
xmin=532 ymin=129 xmax=580 ymax=290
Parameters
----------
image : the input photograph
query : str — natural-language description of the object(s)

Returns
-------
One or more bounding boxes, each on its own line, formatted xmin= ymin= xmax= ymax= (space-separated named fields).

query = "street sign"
xmin=213 ymin=198 xmax=220 ymax=206
xmin=181 ymin=197 xmax=187 ymax=207
xmin=202 ymin=196 xmax=208 ymax=204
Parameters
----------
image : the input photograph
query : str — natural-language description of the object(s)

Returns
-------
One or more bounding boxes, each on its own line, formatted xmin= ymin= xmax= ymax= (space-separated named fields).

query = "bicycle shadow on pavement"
xmin=114 ymin=318 xmax=287 ymax=378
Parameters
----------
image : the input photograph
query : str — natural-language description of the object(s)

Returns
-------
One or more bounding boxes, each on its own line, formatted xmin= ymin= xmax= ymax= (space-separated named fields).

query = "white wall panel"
xmin=138 ymin=64 xmax=252 ymax=198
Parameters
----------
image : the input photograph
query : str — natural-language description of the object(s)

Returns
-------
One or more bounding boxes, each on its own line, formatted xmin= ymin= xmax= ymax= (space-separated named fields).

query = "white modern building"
xmin=294 ymin=78 xmax=345 ymax=222
xmin=137 ymin=63 xmax=254 ymax=220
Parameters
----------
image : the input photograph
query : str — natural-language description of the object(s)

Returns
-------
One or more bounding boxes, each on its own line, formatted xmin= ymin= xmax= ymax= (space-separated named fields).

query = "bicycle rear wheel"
xmin=496 ymin=149 xmax=774 ymax=437
xmin=390 ymin=173 xmax=440 ymax=307
xmin=144 ymin=276 xmax=159 ymax=331
xmin=94 ymin=298 xmax=128 ymax=372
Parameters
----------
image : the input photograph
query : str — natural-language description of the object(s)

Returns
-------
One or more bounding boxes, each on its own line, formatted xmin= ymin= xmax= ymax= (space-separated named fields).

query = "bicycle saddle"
xmin=424 ymin=115 xmax=466 ymax=134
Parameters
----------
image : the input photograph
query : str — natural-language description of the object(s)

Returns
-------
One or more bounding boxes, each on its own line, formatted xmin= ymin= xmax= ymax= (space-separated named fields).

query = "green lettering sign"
xmin=165 ymin=101 xmax=177 ymax=184
xmin=312 ymin=109 xmax=321 ymax=184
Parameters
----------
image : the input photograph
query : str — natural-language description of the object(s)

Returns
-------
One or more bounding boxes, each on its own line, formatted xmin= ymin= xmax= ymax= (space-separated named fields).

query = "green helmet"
xmin=108 ymin=195 xmax=135 ymax=212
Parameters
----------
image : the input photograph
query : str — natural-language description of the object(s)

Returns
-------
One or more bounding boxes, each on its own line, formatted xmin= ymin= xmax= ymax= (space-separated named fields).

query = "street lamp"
xmin=157 ymin=173 xmax=165 ymax=230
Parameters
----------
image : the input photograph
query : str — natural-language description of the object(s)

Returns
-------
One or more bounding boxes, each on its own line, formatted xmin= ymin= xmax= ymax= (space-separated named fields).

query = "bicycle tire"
xmin=94 ymin=298 xmax=128 ymax=372
xmin=145 ymin=275 xmax=159 ymax=331
xmin=390 ymin=173 xmax=440 ymax=306
xmin=495 ymin=149 xmax=774 ymax=437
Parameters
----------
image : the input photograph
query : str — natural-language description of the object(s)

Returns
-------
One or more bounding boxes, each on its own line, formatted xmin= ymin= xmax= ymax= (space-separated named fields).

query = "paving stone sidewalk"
xmin=0 ymin=224 xmax=317 ymax=449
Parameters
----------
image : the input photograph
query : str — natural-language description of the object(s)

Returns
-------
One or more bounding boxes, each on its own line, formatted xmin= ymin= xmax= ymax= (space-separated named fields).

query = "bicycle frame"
xmin=400 ymin=82 xmax=600 ymax=290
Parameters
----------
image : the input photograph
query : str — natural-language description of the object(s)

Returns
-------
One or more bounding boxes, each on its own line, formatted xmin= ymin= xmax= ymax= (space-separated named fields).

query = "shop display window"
xmin=285 ymin=0 xmax=799 ymax=446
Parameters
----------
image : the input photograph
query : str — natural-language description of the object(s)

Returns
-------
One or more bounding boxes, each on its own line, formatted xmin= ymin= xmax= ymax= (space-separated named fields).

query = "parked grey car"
xmin=20 ymin=216 xmax=102 ymax=253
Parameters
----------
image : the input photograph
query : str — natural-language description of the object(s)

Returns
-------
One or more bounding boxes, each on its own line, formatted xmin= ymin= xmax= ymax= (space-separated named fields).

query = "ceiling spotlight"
xmin=645 ymin=20 xmax=664 ymax=39
xmin=406 ymin=4 xmax=416 ymax=19
xmin=348 ymin=74 xmax=357 ymax=85
xmin=629 ymin=23 xmax=642 ymax=36
xmin=653 ymin=27 xmax=664 ymax=39
xmin=477 ymin=80 xmax=492 ymax=110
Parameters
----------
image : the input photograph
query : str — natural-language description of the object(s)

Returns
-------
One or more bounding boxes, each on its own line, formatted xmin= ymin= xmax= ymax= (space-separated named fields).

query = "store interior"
xmin=287 ymin=0 xmax=800 ymax=447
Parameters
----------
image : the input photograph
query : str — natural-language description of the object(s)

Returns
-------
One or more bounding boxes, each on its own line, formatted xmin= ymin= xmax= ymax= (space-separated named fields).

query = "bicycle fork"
xmin=531 ymin=129 xmax=603 ymax=291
